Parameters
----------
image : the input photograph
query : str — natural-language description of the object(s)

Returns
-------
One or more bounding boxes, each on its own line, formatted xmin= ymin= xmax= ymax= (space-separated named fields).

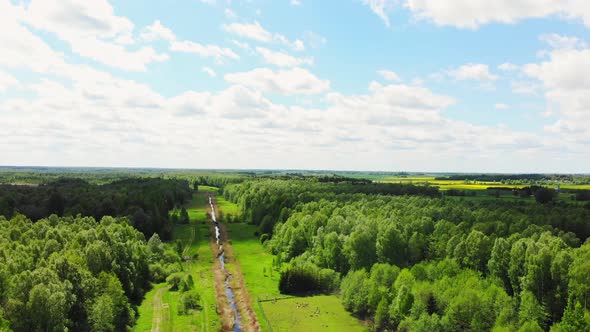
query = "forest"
xmin=224 ymin=178 xmax=590 ymax=331
xmin=0 ymin=175 xmax=208 ymax=331
xmin=0 ymin=170 xmax=589 ymax=331
xmin=0 ymin=178 xmax=192 ymax=240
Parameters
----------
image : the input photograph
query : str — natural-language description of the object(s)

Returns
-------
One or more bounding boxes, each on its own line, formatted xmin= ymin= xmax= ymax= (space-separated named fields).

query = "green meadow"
xmin=226 ymin=223 xmax=366 ymax=332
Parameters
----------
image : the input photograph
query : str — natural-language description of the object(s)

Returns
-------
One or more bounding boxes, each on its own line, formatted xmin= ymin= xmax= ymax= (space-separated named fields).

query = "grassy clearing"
xmin=134 ymin=192 xmax=220 ymax=332
xmin=226 ymin=223 xmax=365 ymax=332
xmin=199 ymin=185 xmax=219 ymax=193
xmin=217 ymin=195 xmax=240 ymax=219
xmin=260 ymin=295 xmax=366 ymax=332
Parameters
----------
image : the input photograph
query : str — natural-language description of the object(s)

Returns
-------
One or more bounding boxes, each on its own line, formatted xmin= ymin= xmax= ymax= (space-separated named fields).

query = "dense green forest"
xmin=1 ymin=172 xmax=589 ymax=331
xmin=0 ymin=178 xmax=192 ymax=240
xmin=225 ymin=178 xmax=590 ymax=331
xmin=0 ymin=175 xmax=213 ymax=331
xmin=0 ymin=214 xmax=189 ymax=331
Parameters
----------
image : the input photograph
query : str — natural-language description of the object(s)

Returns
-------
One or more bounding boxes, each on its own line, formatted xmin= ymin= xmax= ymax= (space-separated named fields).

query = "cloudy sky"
xmin=0 ymin=0 xmax=589 ymax=172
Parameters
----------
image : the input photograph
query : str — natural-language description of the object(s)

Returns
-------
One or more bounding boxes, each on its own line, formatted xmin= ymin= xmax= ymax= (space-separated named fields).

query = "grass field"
xmin=226 ymin=223 xmax=366 ymax=332
xmin=217 ymin=195 xmax=240 ymax=218
xmin=260 ymin=295 xmax=366 ymax=332
xmin=134 ymin=191 xmax=220 ymax=332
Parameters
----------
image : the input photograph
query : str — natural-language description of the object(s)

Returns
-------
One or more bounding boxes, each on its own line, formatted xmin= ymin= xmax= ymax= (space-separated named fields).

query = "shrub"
xmin=178 ymin=291 xmax=201 ymax=315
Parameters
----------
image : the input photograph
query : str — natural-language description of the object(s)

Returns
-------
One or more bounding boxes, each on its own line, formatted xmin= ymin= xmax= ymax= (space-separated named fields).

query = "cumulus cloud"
xmin=256 ymin=47 xmax=313 ymax=67
xmin=141 ymin=20 xmax=238 ymax=62
xmin=447 ymin=63 xmax=498 ymax=81
xmin=140 ymin=20 xmax=176 ymax=42
xmin=20 ymin=0 xmax=168 ymax=71
xmin=524 ymin=47 xmax=590 ymax=140
xmin=406 ymin=0 xmax=590 ymax=29
xmin=539 ymin=33 xmax=587 ymax=50
xmin=495 ymin=103 xmax=509 ymax=110
xmin=223 ymin=21 xmax=305 ymax=50
xmin=378 ymin=69 xmax=402 ymax=81
xmin=0 ymin=71 xmax=19 ymax=91
xmin=170 ymin=40 xmax=239 ymax=62
xmin=224 ymin=67 xmax=330 ymax=95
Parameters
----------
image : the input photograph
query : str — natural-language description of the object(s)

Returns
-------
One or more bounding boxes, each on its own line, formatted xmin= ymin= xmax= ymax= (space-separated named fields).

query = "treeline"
xmin=0 ymin=214 xmax=186 ymax=332
xmin=230 ymin=179 xmax=590 ymax=331
xmin=0 ymin=178 xmax=192 ymax=240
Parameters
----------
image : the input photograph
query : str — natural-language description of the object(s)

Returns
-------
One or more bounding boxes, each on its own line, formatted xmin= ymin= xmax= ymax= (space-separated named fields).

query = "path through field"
xmin=150 ymin=286 xmax=168 ymax=332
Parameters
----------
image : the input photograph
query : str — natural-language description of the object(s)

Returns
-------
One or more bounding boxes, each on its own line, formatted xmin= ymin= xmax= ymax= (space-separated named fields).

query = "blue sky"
xmin=1 ymin=0 xmax=589 ymax=172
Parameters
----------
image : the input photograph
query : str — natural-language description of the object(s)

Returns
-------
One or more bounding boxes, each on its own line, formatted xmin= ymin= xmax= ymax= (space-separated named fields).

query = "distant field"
xmin=381 ymin=176 xmax=590 ymax=191
xmin=226 ymin=223 xmax=365 ymax=332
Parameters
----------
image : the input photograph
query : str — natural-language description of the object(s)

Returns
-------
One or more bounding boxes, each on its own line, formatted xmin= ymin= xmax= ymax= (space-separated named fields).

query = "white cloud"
xmin=511 ymin=81 xmax=538 ymax=95
xmin=225 ymin=8 xmax=238 ymax=19
xmin=539 ymin=33 xmax=587 ymax=50
xmin=378 ymin=69 xmax=402 ymax=81
xmin=20 ymin=0 xmax=169 ymax=71
xmin=256 ymin=47 xmax=313 ymax=67
xmin=224 ymin=67 xmax=330 ymax=95
xmin=0 ymin=71 xmax=19 ymax=91
xmin=495 ymin=103 xmax=509 ymax=110
xmin=141 ymin=20 xmax=176 ymax=42
xmin=498 ymin=62 xmax=518 ymax=71
xmin=524 ymin=47 xmax=590 ymax=141
xmin=363 ymin=0 xmax=396 ymax=27
xmin=291 ymin=0 xmax=302 ymax=5
xmin=223 ymin=21 xmax=305 ymax=50
xmin=171 ymin=40 xmax=239 ymax=62
xmin=232 ymin=39 xmax=251 ymax=50
xmin=224 ymin=21 xmax=273 ymax=42
xmin=448 ymin=63 xmax=498 ymax=81
xmin=202 ymin=66 xmax=217 ymax=77
xmin=141 ymin=20 xmax=239 ymax=62
xmin=406 ymin=0 xmax=590 ymax=29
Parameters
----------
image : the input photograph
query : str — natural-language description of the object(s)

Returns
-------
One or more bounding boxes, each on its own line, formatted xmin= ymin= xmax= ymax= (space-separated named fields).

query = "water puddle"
xmin=210 ymin=195 xmax=242 ymax=332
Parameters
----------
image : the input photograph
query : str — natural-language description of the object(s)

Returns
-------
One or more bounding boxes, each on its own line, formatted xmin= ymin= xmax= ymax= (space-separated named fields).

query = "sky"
xmin=0 ymin=0 xmax=589 ymax=173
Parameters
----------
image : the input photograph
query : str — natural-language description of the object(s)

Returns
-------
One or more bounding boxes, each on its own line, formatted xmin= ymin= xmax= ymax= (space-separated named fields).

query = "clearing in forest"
xmin=226 ymin=223 xmax=365 ymax=332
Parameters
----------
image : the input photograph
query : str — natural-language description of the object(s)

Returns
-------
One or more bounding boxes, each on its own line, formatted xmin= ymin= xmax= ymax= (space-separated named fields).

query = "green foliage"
xmin=0 ymin=214 xmax=179 ymax=332
xmin=0 ymin=178 xmax=192 ymax=240
xmin=231 ymin=178 xmax=590 ymax=331
xmin=178 ymin=291 xmax=201 ymax=315
xmin=278 ymin=259 xmax=339 ymax=294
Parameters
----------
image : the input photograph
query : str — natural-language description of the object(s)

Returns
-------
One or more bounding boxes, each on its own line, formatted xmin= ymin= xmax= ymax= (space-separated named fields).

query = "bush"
xmin=166 ymin=272 xmax=183 ymax=291
xmin=278 ymin=260 xmax=339 ymax=294
xmin=149 ymin=263 xmax=167 ymax=282
xmin=178 ymin=291 xmax=201 ymax=315
xmin=179 ymin=274 xmax=194 ymax=292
